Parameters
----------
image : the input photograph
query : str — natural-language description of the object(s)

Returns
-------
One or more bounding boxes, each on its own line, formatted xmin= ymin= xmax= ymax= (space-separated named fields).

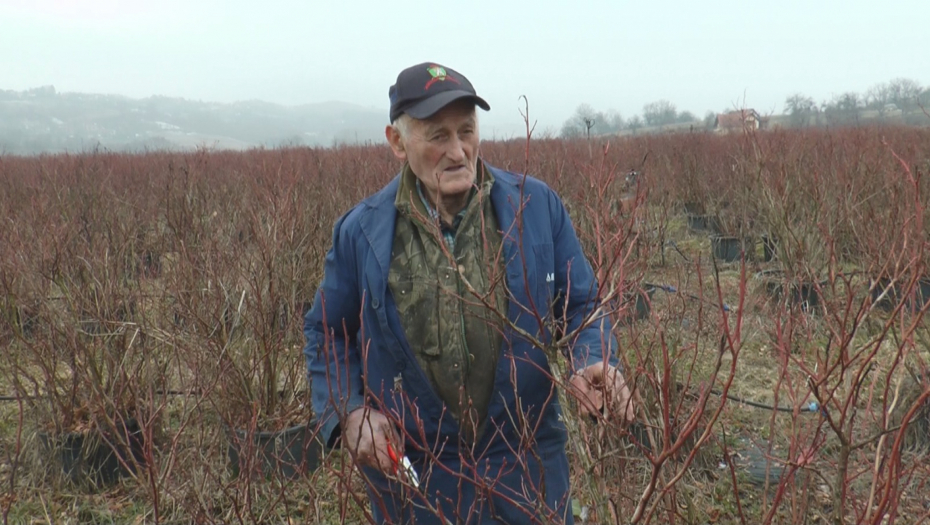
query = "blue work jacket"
xmin=303 ymin=163 xmax=619 ymax=523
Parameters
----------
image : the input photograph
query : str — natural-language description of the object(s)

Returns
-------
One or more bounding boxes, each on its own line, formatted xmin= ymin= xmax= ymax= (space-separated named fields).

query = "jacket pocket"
xmin=387 ymin=274 xmax=442 ymax=357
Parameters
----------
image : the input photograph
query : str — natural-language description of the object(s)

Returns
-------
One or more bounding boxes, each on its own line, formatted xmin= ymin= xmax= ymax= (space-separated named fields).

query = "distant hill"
xmin=0 ymin=86 xmax=388 ymax=155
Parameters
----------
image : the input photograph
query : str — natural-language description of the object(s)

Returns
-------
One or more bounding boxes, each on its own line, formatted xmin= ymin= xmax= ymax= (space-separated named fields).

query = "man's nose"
xmin=445 ymin=136 xmax=466 ymax=161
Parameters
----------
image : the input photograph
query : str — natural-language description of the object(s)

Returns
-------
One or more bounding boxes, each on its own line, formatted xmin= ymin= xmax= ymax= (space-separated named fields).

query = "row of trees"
xmin=560 ymin=100 xmax=702 ymax=138
xmin=564 ymin=77 xmax=929 ymax=138
xmin=785 ymin=77 xmax=929 ymax=126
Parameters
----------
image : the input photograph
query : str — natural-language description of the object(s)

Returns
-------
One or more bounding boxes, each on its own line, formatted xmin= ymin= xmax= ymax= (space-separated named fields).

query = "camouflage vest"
xmin=388 ymin=162 xmax=507 ymax=444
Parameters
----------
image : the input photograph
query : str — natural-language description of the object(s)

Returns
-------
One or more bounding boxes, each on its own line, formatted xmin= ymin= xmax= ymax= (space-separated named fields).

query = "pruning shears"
xmin=386 ymin=440 xmax=420 ymax=489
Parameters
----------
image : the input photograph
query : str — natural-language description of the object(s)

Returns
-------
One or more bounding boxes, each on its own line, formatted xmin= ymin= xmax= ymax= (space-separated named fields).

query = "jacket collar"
xmin=357 ymin=162 xmax=523 ymax=281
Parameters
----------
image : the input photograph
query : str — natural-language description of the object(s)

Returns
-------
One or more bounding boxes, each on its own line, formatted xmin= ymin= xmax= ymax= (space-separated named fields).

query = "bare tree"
xmin=784 ymin=93 xmax=816 ymax=127
xmin=886 ymin=77 xmax=922 ymax=109
xmin=583 ymin=116 xmax=596 ymax=138
xmin=824 ymin=92 xmax=862 ymax=125
xmin=560 ymin=105 xmax=625 ymax=138
xmin=642 ymin=100 xmax=678 ymax=127
xmin=866 ymin=82 xmax=891 ymax=111
xmin=676 ymin=110 xmax=697 ymax=123
xmin=560 ymin=104 xmax=597 ymax=138
xmin=605 ymin=109 xmax=625 ymax=131
xmin=865 ymin=79 xmax=923 ymax=115
xmin=702 ymin=110 xmax=716 ymax=130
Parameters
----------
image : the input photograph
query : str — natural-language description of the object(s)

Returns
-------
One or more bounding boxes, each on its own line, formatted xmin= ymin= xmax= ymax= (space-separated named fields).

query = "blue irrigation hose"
xmin=710 ymin=389 xmax=821 ymax=414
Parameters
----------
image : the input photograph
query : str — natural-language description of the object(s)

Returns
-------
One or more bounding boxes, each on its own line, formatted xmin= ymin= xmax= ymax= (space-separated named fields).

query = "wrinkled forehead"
xmin=415 ymin=101 xmax=478 ymax=130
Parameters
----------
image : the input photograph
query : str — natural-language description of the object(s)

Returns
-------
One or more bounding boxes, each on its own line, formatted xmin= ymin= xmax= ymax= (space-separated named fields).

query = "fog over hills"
xmin=6 ymin=82 xmax=928 ymax=157
xmin=0 ymin=86 xmax=390 ymax=155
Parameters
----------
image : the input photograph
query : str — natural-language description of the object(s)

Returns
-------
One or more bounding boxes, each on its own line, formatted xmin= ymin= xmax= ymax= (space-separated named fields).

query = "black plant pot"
xmin=227 ymin=422 xmax=323 ymax=480
xmin=619 ymin=283 xmax=657 ymax=326
xmin=683 ymin=201 xmax=706 ymax=215
xmin=734 ymin=437 xmax=789 ymax=487
xmin=871 ymin=277 xmax=930 ymax=313
xmin=758 ymin=271 xmax=822 ymax=311
xmin=710 ymin=235 xmax=747 ymax=262
xmin=39 ymin=418 xmax=145 ymax=487
xmin=687 ymin=214 xmax=721 ymax=234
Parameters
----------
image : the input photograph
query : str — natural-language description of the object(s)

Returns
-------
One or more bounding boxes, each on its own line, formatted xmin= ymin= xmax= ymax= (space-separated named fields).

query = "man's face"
xmin=388 ymin=100 xmax=480 ymax=202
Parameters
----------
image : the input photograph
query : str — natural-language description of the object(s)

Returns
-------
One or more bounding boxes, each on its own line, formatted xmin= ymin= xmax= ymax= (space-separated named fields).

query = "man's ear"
xmin=385 ymin=125 xmax=407 ymax=161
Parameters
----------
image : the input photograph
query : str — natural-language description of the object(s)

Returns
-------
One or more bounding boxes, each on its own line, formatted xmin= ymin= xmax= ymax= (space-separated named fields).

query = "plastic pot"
xmin=683 ymin=201 xmax=706 ymax=215
xmin=618 ymin=283 xmax=656 ymax=326
xmin=39 ymin=418 xmax=145 ymax=487
xmin=871 ymin=277 xmax=930 ymax=313
xmin=227 ymin=422 xmax=323 ymax=480
xmin=735 ymin=437 xmax=789 ymax=487
xmin=686 ymin=214 xmax=721 ymax=234
xmin=711 ymin=236 xmax=744 ymax=262
xmin=757 ymin=270 xmax=822 ymax=312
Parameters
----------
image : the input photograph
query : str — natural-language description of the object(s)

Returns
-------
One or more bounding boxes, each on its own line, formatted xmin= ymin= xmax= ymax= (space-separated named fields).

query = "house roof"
xmin=715 ymin=109 xmax=762 ymax=129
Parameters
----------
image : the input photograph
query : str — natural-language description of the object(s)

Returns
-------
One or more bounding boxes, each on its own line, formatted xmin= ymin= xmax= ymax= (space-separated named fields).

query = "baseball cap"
xmin=388 ymin=63 xmax=490 ymax=123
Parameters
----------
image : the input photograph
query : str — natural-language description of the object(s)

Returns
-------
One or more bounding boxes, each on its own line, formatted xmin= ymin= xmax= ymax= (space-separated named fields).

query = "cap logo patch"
xmin=424 ymin=65 xmax=460 ymax=90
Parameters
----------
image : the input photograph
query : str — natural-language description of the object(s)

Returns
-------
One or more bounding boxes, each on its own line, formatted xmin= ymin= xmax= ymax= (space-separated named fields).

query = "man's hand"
xmin=343 ymin=407 xmax=401 ymax=474
xmin=569 ymin=362 xmax=635 ymax=423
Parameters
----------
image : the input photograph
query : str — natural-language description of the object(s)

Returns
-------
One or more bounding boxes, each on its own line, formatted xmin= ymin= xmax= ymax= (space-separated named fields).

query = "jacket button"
xmin=372 ymin=297 xmax=380 ymax=309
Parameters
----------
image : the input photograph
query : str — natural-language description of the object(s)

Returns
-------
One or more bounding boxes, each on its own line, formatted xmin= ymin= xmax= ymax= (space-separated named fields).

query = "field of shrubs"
xmin=1 ymin=123 xmax=929 ymax=524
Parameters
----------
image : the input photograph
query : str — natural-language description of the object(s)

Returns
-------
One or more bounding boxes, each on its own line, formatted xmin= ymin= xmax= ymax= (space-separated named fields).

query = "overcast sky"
xmin=2 ymin=0 xmax=928 ymax=139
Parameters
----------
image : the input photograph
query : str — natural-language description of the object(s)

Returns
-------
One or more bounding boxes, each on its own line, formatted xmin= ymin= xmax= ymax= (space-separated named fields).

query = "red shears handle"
xmin=385 ymin=440 xmax=400 ymax=472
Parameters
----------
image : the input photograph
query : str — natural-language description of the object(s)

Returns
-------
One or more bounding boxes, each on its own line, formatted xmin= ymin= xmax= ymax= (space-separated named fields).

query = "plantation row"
xmin=0 ymin=125 xmax=929 ymax=523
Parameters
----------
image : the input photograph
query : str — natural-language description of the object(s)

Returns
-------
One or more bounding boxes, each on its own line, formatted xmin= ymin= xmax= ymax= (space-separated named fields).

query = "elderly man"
xmin=304 ymin=62 xmax=633 ymax=524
